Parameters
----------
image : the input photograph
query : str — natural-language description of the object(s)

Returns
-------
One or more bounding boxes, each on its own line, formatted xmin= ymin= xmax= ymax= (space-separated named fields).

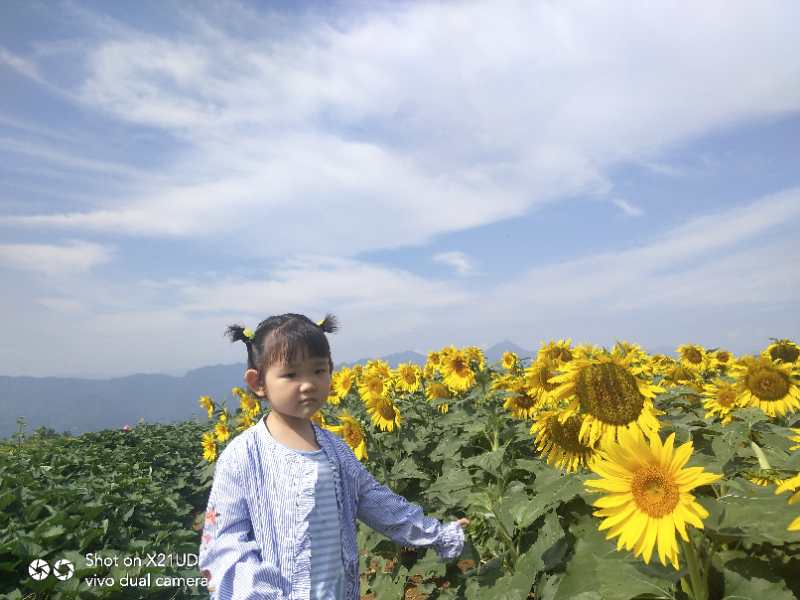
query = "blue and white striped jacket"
xmin=198 ymin=418 xmax=465 ymax=600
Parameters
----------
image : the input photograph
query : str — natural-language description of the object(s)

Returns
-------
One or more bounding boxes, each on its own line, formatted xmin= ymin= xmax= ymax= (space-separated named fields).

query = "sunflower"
xmin=238 ymin=392 xmax=260 ymax=417
xmin=464 ymin=346 xmax=487 ymax=371
xmin=426 ymin=350 xmax=443 ymax=370
xmin=522 ymin=356 xmax=561 ymax=410
xmin=311 ymin=411 xmax=327 ymax=428
xmin=572 ymin=343 xmax=607 ymax=361
xmin=214 ymin=421 xmax=231 ymax=444
xmin=611 ymin=341 xmax=649 ymax=366
xmin=441 ymin=349 xmax=477 ymax=393
xmin=199 ymin=396 xmax=215 ymax=419
xmin=537 ymin=339 xmax=574 ymax=365
xmin=326 ymin=412 xmax=369 ymax=460
xmin=331 ymin=367 xmax=355 ymax=402
xmin=763 ymin=338 xmax=800 ymax=365
xmin=201 ymin=431 xmax=217 ymax=462
xmin=677 ymin=344 xmax=710 ymax=373
xmin=235 ymin=410 xmax=256 ymax=432
xmin=502 ymin=379 xmax=539 ymax=420
xmin=551 ymin=353 xmax=664 ymax=448
xmin=501 ymin=351 xmax=518 ymax=370
xmin=645 ymin=354 xmax=676 ymax=378
xmin=358 ymin=372 xmax=389 ymax=404
xmin=530 ymin=410 xmax=597 ymax=472
xmin=422 ymin=362 xmax=437 ymax=380
xmin=364 ymin=359 xmax=392 ymax=380
xmin=701 ymin=379 xmax=744 ymax=426
xmin=662 ymin=363 xmax=702 ymax=391
xmin=365 ymin=396 xmax=403 ymax=432
xmin=709 ymin=349 xmax=734 ymax=372
xmin=585 ymin=427 xmax=722 ymax=569
xmin=394 ymin=363 xmax=422 ymax=393
xmin=730 ymin=356 xmax=800 ymax=418
xmin=775 ymin=474 xmax=800 ymax=531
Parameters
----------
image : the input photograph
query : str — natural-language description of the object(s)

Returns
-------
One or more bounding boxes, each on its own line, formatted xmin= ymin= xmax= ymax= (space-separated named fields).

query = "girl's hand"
xmin=455 ymin=518 xmax=470 ymax=528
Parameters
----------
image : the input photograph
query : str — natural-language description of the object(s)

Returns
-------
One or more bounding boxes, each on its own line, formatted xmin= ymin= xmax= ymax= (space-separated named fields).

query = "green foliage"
xmin=0 ymin=422 xmax=211 ymax=599
xmin=2 ymin=366 xmax=799 ymax=600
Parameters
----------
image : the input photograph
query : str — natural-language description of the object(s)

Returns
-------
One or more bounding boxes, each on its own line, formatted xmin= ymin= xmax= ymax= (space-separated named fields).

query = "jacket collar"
xmin=255 ymin=416 xmax=335 ymax=462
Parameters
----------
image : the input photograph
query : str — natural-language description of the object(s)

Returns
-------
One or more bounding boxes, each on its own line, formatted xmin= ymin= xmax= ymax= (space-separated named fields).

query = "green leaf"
xmin=464 ymin=447 xmax=506 ymax=474
xmin=702 ymin=478 xmax=799 ymax=545
xmin=407 ymin=548 xmax=446 ymax=580
xmin=392 ymin=456 xmax=429 ymax=481
xmin=552 ymin=521 xmax=675 ymax=600
xmin=722 ymin=567 xmax=795 ymax=600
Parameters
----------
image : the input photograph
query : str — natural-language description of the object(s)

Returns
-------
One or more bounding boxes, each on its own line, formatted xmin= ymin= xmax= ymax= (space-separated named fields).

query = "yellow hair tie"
xmin=243 ymin=328 xmax=255 ymax=340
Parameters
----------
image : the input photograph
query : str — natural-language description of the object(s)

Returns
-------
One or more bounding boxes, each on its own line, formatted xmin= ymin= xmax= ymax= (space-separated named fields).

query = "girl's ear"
xmin=244 ymin=369 xmax=265 ymax=397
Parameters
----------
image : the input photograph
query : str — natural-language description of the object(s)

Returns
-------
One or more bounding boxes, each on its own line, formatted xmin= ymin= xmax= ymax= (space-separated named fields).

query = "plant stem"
xmin=680 ymin=534 xmax=707 ymax=600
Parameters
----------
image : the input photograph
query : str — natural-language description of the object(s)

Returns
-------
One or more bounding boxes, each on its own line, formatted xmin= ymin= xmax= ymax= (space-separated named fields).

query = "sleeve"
xmin=198 ymin=447 xmax=290 ymax=600
xmin=340 ymin=442 xmax=465 ymax=561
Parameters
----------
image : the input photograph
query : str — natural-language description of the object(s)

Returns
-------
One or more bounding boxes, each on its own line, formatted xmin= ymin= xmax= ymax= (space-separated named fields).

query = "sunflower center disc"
xmin=576 ymin=363 xmax=645 ymax=426
xmin=748 ymin=368 xmax=790 ymax=401
xmin=346 ymin=429 xmax=362 ymax=448
xmin=716 ymin=351 xmax=731 ymax=364
xmin=686 ymin=349 xmax=703 ymax=364
xmin=378 ymin=400 xmax=396 ymax=420
xmin=771 ymin=344 xmax=800 ymax=363
xmin=631 ymin=465 xmax=679 ymax=517
xmin=548 ymin=415 xmax=585 ymax=453
xmin=717 ymin=389 xmax=736 ymax=408
xmin=516 ymin=394 xmax=536 ymax=409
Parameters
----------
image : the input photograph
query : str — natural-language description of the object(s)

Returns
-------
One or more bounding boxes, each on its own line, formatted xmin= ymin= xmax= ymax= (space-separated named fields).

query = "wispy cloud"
xmin=2 ymin=1 xmax=798 ymax=256
xmin=0 ymin=47 xmax=42 ymax=81
xmin=611 ymin=198 xmax=644 ymax=217
xmin=487 ymin=188 xmax=800 ymax=314
xmin=432 ymin=251 xmax=478 ymax=276
xmin=0 ymin=240 xmax=114 ymax=275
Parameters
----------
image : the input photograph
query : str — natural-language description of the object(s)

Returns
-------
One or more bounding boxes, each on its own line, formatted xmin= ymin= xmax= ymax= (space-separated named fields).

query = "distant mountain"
xmin=483 ymin=340 xmax=536 ymax=364
xmin=0 ymin=340 xmax=699 ymax=440
xmin=337 ymin=350 xmax=427 ymax=369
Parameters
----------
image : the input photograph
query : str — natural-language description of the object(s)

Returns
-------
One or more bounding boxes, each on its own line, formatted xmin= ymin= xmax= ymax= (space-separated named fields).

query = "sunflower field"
xmin=200 ymin=338 xmax=800 ymax=600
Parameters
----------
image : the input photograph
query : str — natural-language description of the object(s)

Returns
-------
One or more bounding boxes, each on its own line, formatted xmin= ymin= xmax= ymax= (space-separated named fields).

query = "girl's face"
xmin=246 ymin=351 xmax=332 ymax=422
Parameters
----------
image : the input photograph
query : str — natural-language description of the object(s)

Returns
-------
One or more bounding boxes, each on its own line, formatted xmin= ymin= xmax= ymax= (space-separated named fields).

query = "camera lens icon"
xmin=29 ymin=559 xmax=50 ymax=581
xmin=54 ymin=559 xmax=75 ymax=580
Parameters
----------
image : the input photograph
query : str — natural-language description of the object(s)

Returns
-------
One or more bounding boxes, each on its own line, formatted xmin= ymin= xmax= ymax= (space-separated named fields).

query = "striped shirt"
xmin=282 ymin=442 xmax=345 ymax=599
xmin=198 ymin=417 xmax=465 ymax=600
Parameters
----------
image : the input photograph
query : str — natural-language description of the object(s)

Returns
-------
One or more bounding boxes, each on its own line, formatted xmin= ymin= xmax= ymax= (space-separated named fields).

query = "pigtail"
xmin=225 ymin=324 xmax=256 ymax=369
xmin=316 ymin=313 xmax=339 ymax=334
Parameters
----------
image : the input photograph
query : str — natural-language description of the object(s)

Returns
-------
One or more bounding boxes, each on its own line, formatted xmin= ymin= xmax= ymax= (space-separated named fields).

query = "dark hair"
xmin=225 ymin=313 xmax=339 ymax=396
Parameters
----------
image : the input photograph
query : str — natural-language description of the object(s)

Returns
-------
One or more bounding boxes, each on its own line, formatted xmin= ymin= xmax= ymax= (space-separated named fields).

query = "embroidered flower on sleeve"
xmin=205 ymin=506 xmax=220 ymax=527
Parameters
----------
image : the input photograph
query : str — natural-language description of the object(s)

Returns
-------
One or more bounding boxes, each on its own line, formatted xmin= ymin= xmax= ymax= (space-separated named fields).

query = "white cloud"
xmin=611 ymin=198 xmax=644 ymax=217
xmin=432 ymin=251 xmax=477 ymax=276
xmin=0 ymin=47 xmax=42 ymax=81
xmin=0 ymin=240 xmax=114 ymax=276
xmin=3 ymin=0 xmax=798 ymax=259
xmin=484 ymin=189 xmax=800 ymax=315
xmin=4 ymin=189 xmax=797 ymax=377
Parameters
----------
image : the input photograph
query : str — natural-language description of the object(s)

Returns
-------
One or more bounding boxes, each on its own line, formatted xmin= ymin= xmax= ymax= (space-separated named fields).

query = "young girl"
xmin=198 ymin=312 xmax=469 ymax=600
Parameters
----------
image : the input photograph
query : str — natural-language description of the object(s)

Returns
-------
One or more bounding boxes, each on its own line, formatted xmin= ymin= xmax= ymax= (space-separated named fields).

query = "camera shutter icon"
xmin=53 ymin=559 xmax=75 ymax=581
xmin=29 ymin=559 xmax=50 ymax=581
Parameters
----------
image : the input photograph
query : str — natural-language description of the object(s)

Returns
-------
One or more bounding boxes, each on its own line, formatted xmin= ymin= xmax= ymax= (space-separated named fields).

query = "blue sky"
xmin=1 ymin=0 xmax=799 ymax=378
